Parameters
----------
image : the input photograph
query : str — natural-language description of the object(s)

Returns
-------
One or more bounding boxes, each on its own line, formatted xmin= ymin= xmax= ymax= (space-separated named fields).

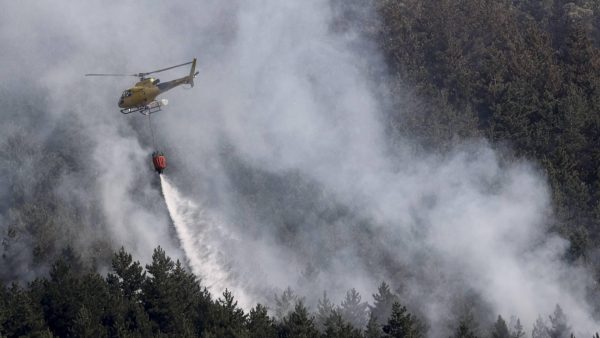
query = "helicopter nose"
xmin=118 ymin=98 xmax=124 ymax=108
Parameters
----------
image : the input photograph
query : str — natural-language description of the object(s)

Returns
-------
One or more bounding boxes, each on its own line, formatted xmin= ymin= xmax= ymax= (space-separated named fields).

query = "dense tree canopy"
xmin=372 ymin=0 xmax=600 ymax=260
xmin=0 ymin=247 xmax=593 ymax=337
xmin=0 ymin=248 xmax=415 ymax=337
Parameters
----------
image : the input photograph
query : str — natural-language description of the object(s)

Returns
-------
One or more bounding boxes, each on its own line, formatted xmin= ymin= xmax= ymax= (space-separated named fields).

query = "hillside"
xmin=1 ymin=0 xmax=600 ymax=336
xmin=373 ymin=0 xmax=600 ymax=258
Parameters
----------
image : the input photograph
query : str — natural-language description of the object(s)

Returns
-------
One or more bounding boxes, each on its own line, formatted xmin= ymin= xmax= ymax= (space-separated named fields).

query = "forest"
xmin=2 ymin=0 xmax=600 ymax=336
xmin=0 ymin=247 xmax=575 ymax=337
xmin=372 ymin=0 xmax=600 ymax=259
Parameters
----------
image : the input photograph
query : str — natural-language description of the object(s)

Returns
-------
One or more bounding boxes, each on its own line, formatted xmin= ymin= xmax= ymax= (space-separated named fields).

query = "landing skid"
xmin=121 ymin=99 xmax=169 ymax=115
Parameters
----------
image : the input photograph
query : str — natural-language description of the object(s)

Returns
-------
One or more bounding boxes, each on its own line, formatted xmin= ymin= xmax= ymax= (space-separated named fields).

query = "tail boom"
xmin=156 ymin=58 xmax=198 ymax=94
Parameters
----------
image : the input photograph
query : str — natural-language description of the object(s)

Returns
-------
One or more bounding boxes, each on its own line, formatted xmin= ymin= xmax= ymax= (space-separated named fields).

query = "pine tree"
xmin=72 ymin=305 xmax=106 ymax=338
xmin=548 ymin=305 xmax=571 ymax=338
xmin=278 ymin=301 xmax=319 ymax=338
xmin=248 ymin=304 xmax=276 ymax=338
xmin=109 ymin=247 xmax=145 ymax=300
xmin=2 ymin=283 xmax=49 ymax=337
xmin=0 ymin=282 xmax=6 ymax=331
xmin=532 ymin=316 xmax=550 ymax=338
xmin=491 ymin=315 xmax=510 ymax=338
xmin=316 ymin=291 xmax=335 ymax=331
xmin=104 ymin=267 xmax=153 ymax=337
xmin=41 ymin=259 xmax=82 ymax=337
xmin=275 ymin=287 xmax=299 ymax=321
xmin=451 ymin=320 xmax=478 ymax=338
xmin=142 ymin=246 xmax=178 ymax=335
xmin=323 ymin=310 xmax=363 ymax=338
xmin=382 ymin=302 xmax=421 ymax=338
xmin=207 ymin=289 xmax=248 ymax=337
xmin=121 ymin=301 xmax=153 ymax=337
xmin=365 ymin=312 xmax=383 ymax=338
xmin=340 ymin=288 xmax=369 ymax=329
xmin=170 ymin=260 xmax=205 ymax=336
xmin=370 ymin=282 xmax=399 ymax=326
xmin=510 ymin=318 xmax=525 ymax=338
xmin=561 ymin=20 xmax=596 ymax=89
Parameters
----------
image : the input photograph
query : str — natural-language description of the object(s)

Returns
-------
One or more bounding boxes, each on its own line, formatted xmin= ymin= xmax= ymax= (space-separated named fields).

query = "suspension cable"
xmin=147 ymin=113 xmax=157 ymax=150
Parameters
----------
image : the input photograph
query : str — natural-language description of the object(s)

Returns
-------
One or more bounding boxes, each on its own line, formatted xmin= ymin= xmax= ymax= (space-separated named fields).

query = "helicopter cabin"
xmin=119 ymin=89 xmax=132 ymax=105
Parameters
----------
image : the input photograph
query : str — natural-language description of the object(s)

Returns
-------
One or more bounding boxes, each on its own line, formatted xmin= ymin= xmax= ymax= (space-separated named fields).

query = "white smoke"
xmin=160 ymin=2 xmax=599 ymax=335
xmin=1 ymin=0 xmax=599 ymax=336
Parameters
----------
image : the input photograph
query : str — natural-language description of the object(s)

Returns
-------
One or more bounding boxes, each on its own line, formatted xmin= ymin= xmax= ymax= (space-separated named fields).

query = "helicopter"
xmin=86 ymin=58 xmax=198 ymax=115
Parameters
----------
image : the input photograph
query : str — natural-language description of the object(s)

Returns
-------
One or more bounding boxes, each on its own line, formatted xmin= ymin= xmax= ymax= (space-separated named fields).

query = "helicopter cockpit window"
xmin=121 ymin=90 xmax=132 ymax=97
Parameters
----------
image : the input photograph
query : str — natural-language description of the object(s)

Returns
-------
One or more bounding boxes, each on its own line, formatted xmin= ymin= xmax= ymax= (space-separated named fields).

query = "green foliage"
xmin=382 ymin=302 xmax=422 ymax=338
xmin=510 ymin=318 xmax=525 ymax=338
xmin=110 ymin=247 xmax=145 ymax=301
xmin=143 ymin=246 xmax=177 ymax=334
xmin=278 ymin=301 xmax=319 ymax=338
xmin=72 ymin=305 xmax=106 ymax=338
xmin=370 ymin=282 xmax=399 ymax=326
xmin=142 ymin=246 xmax=207 ymax=336
xmin=0 ymin=246 xmax=593 ymax=337
xmin=41 ymin=260 xmax=81 ymax=337
xmin=248 ymin=304 xmax=276 ymax=338
xmin=548 ymin=304 xmax=571 ymax=338
xmin=451 ymin=319 xmax=478 ymax=338
xmin=373 ymin=0 xmax=600 ymax=257
xmin=207 ymin=289 xmax=248 ymax=337
xmin=1 ymin=283 xmax=49 ymax=337
xmin=0 ymin=247 xmax=225 ymax=337
xmin=275 ymin=287 xmax=300 ymax=321
xmin=340 ymin=288 xmax=369 ymax=330
xmin=532 ymin=316 xmax=550 ymax=338
xmin=365 ymin=312 xmax=383 ymax=338
xmin=322 ymin=310 xmax=364 ymax=338
xmin=2 ymin=1 xmax=600 ymax=336
xmin=316 ymin=291 xmax=335 ymax=331
xmin=491 ymin=315 xmax=510 ymax=338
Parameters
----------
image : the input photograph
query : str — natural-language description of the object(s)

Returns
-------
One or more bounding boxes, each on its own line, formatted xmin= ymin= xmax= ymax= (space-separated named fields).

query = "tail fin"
xmin=188 ymin=58 xmax=197 ymax=87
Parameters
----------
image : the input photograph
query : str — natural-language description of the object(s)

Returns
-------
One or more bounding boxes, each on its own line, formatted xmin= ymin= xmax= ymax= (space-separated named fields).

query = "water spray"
xmin=159 ymin=175 xmax=252 ymax=307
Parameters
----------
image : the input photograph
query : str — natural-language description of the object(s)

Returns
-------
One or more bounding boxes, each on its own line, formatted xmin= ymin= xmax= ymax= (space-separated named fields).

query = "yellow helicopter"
xmin=86 ymin=58 xmax=198 ymax=114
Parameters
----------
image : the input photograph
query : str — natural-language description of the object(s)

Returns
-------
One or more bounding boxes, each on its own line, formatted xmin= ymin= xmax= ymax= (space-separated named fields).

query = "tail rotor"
xmin=188 ymin=58 xmax=198 ymax=87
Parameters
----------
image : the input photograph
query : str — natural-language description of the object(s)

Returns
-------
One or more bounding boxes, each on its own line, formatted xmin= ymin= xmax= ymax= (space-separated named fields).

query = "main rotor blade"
xmin=137 ymin=61 xmax=193 ymax=77
xmin=85 ymin=73 xmax=137 ymax=77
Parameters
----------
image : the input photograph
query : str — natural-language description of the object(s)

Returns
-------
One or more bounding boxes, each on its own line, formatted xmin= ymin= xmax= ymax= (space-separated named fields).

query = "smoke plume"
xmin=1 ymin=0 xmax=598 ymax=336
